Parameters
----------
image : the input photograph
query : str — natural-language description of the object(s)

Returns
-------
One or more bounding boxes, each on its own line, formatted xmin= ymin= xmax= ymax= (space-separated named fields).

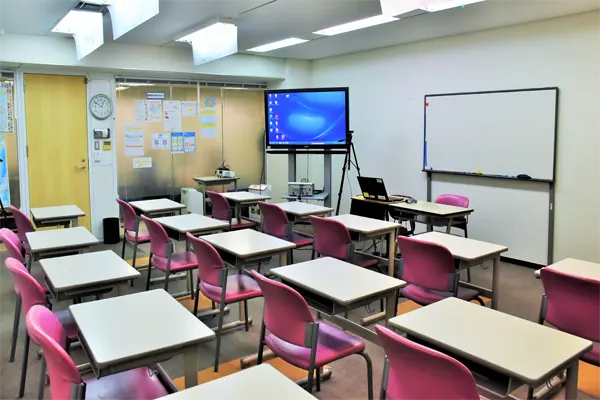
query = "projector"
xmin=217 ymin=169 xmax=235 ymax=178
xmin=288 ymin=182 xmax=314 ymax=197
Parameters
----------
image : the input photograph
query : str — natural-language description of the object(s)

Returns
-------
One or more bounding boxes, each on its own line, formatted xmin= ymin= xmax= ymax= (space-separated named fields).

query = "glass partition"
xmin=0 ymin=71 xmax=20 ymax=208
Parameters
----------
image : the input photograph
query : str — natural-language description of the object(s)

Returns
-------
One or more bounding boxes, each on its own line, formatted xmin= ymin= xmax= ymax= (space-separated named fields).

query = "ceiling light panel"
xmin=52 ymin=10 xmax=104 ymax=60
xmin=247 ymin=38 xmax=309 ymax=53
xmin=313 ymin=15 xmax=398 ymax=36
xmin=422 ymin=0 xmax=485 ymax=11
xmin=177 ymin=21 xmax=238 ymax=65
xmin=108 ymin=0 xmax=159 ymax=39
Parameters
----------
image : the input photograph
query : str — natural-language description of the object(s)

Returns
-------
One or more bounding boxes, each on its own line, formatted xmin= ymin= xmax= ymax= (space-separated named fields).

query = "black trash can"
xmin=103 ymin=217 xmax=120 ymax=244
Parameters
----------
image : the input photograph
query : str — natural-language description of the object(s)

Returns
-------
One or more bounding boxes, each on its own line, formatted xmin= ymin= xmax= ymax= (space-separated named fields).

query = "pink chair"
xmin=396 ymin=236 xmax=484 ymax=306
xmin=309 ymin=215 xmax=378 ymax=269
xmin=207 ymin=191 xmax=257 ymax=230
xmin=7 ymin=205 xmax=36 ymax=246
xmin=26 ymin=305 xmax=177 ymax=400
xmin=141 ymin=215 xmax=197 ymax=294
xmin=116 ymin=198 xmax=151 ymax=271
xmin=5 ymin=258 xmax=78 ymax=398
xmin=434 ymin=194 xmax=471 ymax=281
xmin=258 ymin=202 xmax=313 ymax=264
xmin=187 ymin=233 xmax=262 ymax=372
xmin=375 ymin=325 xmax=480 ymax=400
xmin=251 ymin=270 xmax=373 ymax=397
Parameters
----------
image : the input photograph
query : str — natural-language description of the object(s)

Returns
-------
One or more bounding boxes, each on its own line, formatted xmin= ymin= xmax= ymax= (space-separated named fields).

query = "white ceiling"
xmin=1 ymin=0 xmax=598 ymax=61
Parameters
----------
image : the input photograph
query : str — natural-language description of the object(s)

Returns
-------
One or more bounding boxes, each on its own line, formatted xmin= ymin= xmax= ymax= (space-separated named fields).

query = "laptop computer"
xmin=357 ymin=176 xmax=407 ymax=203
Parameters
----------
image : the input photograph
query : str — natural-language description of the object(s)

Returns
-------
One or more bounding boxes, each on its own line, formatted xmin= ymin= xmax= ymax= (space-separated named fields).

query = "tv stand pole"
xmin=286 ymin=152 xmax=333 ymax=208
xmin=335 ymin=131 xmax=361 ymax=215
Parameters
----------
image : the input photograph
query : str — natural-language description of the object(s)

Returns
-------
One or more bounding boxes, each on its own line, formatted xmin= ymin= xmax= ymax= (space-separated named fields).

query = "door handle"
xmin=76 ymin=165 xmax=87 ymax=169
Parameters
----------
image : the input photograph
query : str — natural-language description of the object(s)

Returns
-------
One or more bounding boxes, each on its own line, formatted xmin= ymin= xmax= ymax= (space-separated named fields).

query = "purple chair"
xmin=116 ymin=198 xmax=151 ymax=272
xmin=309 ymin=215 xmax=378 ymax=269
xmin=375 ymin=325 xmax=480 ymax=400
xmin=207 ymin=191 xmax=257 ymax=231
xmin=258 ymin=201 xmax=313 ymax=264
xmin=5 ymin=258 xmax=78 ymax=398
xmin=26 ymin=305 xmax=177 ymax=400
xmin=6 ymin=205 xmax=35 ymax=249
xmin=251 ymin=270 xmax=373 ymax=398
xmin=141 ymin=215 xmax=197 ymax=294
xmin=187 ymin=233 xmax=262 ymax=372
xmin=396 ymin=236 xmax=484 ymax=306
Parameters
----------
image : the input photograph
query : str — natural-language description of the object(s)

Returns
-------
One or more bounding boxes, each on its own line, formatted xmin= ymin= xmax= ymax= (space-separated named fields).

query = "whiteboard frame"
xmin=422 ymin=87 xmax=559 ymax=183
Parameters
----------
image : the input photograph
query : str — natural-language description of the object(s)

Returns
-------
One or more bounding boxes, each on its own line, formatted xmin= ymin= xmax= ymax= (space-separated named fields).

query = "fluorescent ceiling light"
xmin=247 ymin=38 xmax=308 ymax=53
xmin=177 ymin=21 xmax=237 ymax=65
xmin=422 ymin=0 xmax=485 ymax=11
xmin=119 ymin=83 xmax=155 ymax=87
xmin=313 ymin=15 xmax=398 ymax=36
xmin=108 ymin=0 xmax=159 ymax=39
xmin=83 ymin=0 xmax=111 ymax=5
xmin=52 ymin=10 xmax=104 ymax=60
xmin=380 ymin=0 xmax=425 ymax=17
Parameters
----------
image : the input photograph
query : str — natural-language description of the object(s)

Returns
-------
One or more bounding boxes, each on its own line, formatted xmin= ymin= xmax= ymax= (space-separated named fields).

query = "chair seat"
xmin=54 ymin=309 xmax=78 ymax=341
xmin=291 ymin=233 xmax=313 ymax=248
xmin=226 ymin=218 xmax=257 ymax=231
xmin=152 ymin=252 xmax=197 ymax=273
xmin=401 ymin=284 xmax=481 ymax=306
xmin=581 ymin=342 xmax=599 ymax=366
xmin=199 ymin=274 xmax=262 ymax=304
xmin=125 ymin=227 xmax=151 ymax=243
xmin=265 ymin=321 xmax=365 ymax=370
xmin=352 ymin=253 xmax=378 ymax=269
xmin=84 ymin=367 xmax=170 ymax=400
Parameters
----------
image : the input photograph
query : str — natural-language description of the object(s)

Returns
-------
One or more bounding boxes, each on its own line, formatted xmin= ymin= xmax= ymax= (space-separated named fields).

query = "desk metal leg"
xmin=385 ymin=291 xmax=397 ymax=326
xmin=445 ymin=218 xmax=452 ymax=234
xmin=387 ymin=230 xmax=396 ymax=277
xmin=71 ymin=217 xmax=78 ymax=227
xmin=117 ymin=284 xmax=128 ymax=296
xmin=183 ymin=347 xmax=199 ymax=388
xmin=491 ymin=256 xmax=500 ymax=310
xmin=564 ymin=361 xmax=579 ymax=400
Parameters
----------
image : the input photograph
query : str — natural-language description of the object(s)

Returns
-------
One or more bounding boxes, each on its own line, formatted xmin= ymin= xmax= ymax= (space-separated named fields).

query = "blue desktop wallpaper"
xmin=266 ymin=90 xmax=347 ymax=146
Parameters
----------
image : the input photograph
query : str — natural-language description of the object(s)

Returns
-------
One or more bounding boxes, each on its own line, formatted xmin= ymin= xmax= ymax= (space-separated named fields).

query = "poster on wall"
xmin=0 ymin=137 xmax=10 ymax=206
xmin=132 ymin=157 xmax=152 ymax=169
xmin=124 ymin=125 xmax=144 ymax=156
xmin=0 ymin=83 xmax=14 ymax=134
xmin=163 ymin=100 xmax=182 ymax=131
xmin=147 ymin=100 xmax=162 ymax=122
xmin=182 ymin=101 xmax=198 ymax=117
xmin=135 ymin=100 xmax=148 ymax=121
xmin=183 ymin=132 xmax=196 ymax=153
xmin=200 ymin=108 xmax=217 ymax=138
xmin=171 ymin=132 xmax=184 ymax=153
xmin=152 ymin=133 xmax=170 ymax=149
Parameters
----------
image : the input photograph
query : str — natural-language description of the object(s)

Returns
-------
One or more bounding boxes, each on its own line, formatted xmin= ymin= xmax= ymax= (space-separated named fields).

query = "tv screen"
xmin=264 ymin=87 xmax=349 ymax=149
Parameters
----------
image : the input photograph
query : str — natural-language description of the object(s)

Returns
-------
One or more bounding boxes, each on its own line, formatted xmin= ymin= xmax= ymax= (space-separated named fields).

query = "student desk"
xmin=40 ymin=250 xmax=140 ymax=301
xmin=388 ymin=298 xmax=592 ymax=400
xmin=271 ymin=257 xmax=406 ymax=344
xmin=25 ymin=227 xmax=100 ymax=272
xmin=534 ymin=258 xmax=600 ymax=280
xmin=221 ymin=191 xmax=271 ymax=220
xmin=413 ymin=231 xmax=507 ymax=310
xmin=192 ymin=176 xmax=239 ymax=214
xmin=69 ymin=290 xmax=215 ymax=389
xmin=274 ymin=201 xmax=333 ymax=222
xmin=129 ymin=199 xmax=185 ymax=217
xmin=388 ymin=200 xmax=474 ymax=233
xmin=157 ymin=364 xmax=316 ymax=400
xmin=154 ymin=214 xmax=229 ymax=244
xmin=30 ymin=205 xmax=85 ymax=228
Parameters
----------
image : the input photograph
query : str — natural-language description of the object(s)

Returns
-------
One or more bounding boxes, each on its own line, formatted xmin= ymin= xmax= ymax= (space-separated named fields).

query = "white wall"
xmin=308 ymin=11 xmax=600 ymax=263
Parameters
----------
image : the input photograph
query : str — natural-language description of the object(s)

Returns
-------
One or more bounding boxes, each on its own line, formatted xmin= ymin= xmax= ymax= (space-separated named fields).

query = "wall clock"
xmin=89 ymin=94 xmax=113 ymax=120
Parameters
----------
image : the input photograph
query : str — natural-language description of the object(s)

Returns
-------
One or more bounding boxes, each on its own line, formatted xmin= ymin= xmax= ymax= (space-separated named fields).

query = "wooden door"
xmin=25 ymin=74 xmax=91 ymax=229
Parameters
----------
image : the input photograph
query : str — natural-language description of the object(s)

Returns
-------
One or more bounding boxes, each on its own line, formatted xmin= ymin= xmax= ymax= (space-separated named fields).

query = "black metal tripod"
xmin=335 ymin=131 xmax=361 ymax=215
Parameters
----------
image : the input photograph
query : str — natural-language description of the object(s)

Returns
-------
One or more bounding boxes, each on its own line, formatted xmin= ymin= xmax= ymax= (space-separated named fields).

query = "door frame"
xmin=15 ymin=68 xmax=95 ymax=223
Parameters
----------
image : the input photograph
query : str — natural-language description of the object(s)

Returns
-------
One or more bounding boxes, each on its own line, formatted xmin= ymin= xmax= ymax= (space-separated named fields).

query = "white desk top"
xmin=157 ymin=364 xmax=316 ymax=400
xmin=271 ymin=257 xmax=406 ymax=305
xmin=414 ymin=231 xmax=507 ymax=262
xmin=129 ymin=199 xmax=185 ymax=213
xmin=26 ymin=227 xmax=100 ymax=253
xmin=40 ymin=250 xmax=140 ymax=291
xmin=30 ymin=205 xmax=85 ymax=221
xmin=69 ymin=290 xmax=215 ymax=368
xmin=534 ymin=258 xmax=600 ymax=280
xmin=202 ymin=229 xmax=295 ymax=258
xmin=388 ymin=298 xmax=592 ymax=384
xmin=275 ymin=202 xmax=334 ymax=217
xmin=328 ymin=214 xmax=401 ymax=235
xmin=193 ymin=176 xmax=239 ymax=183
xmin=389 ymin=200 xmax=473 ymax=216
xmin=154 ymin=214 xmax=229 ymax=234
xmin=221 ymin=191 xmax=271 ymax=203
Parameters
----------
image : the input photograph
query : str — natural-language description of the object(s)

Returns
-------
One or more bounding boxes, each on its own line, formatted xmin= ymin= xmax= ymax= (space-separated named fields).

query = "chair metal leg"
xmin=130 ymin=241 xmax=139 ymax=287
xmin=120 ymin=235 xmax=126 ymax=259
xmin=306 ymin=365 xmax=314 ymax=394
xmin=379 ymin=298 xmax=384 ymax=312
xmin=475 ymin=297 xmax=485 ymax=306
xmin=289 ymin=249 xmax=294 ymax=265
xmin=213 ymin=301 xmax=226 ymax=372
xmin=37 ymin=357 xmax=46 ymax=400
xmin=257 ymin=321 xmax=266 ymax=365
xmin=163 ymin=268 xmax=171 ymax=292
xmin=193 ymin=276 xmax=200 ymax=316
xmin=188 ymin=270 xmax=194 ymax=300
xmin=145 ymin=254 xmax=153 ymax=291
xmin=360 ymin=351 xmax=374 ymax=400
xmin=315 ymin=367 xmax=322 ymax=392
xmin=19 ymin=333 xmax=30 ymax=398
xmin=527 ymin=386 xmax=534 ymax=400
xmin=9 ymin=295 xmax=21 ymax=362
xmin=311 ymin=248 xmax=315 ymax=260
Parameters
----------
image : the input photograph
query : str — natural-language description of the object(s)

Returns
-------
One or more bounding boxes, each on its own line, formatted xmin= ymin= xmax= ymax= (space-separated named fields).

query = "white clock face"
xmin=90 ymin=94 xmax=113 ymax=120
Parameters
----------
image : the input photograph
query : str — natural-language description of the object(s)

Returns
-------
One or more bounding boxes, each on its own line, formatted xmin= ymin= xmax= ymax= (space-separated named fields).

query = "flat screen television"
xmin=264 ymin=87 xmax=349 ymax=149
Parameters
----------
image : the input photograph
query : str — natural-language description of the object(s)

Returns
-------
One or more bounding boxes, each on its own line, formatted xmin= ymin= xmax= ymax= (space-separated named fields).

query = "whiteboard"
xmin=424 ymin=88 xmax=558 ymax=181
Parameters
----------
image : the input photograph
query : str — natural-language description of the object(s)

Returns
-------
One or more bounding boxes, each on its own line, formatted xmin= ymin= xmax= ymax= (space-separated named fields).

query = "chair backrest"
xmin=540 ymin=268 xmax=600 ymax=342
xmin=140 ymin=215 xmax=170 ymax=257
xmin=435 ymin=194 xmax=469 ymax=208
xmin=396 ymin=236 xmax=456 ymax=292
xmin=0 ymin=227 xmax=25 ymax=263
xmin=376 ymin=325 xmax=480 ymax=400
xmin=187 ymin=233 xmax=224 ymax=287
xmin=26 ymin=305 xmax=81 ymax=400
xmin=207 ymin=191 xmax=231 ymax=221
xmin=251 ymin=270 xmax=315 ymax=347
xmin=7 ymin=205 xmax=35 ymax=243
xmin=116 ymin=198 xmax=138 ymax=232
xmin=309 ymin=216 xmax=351 ymax=260
xmin=5 ymin=257 xmax=47 ymax=310
xmin=258 ymin=202 xmax=289 ymax=238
